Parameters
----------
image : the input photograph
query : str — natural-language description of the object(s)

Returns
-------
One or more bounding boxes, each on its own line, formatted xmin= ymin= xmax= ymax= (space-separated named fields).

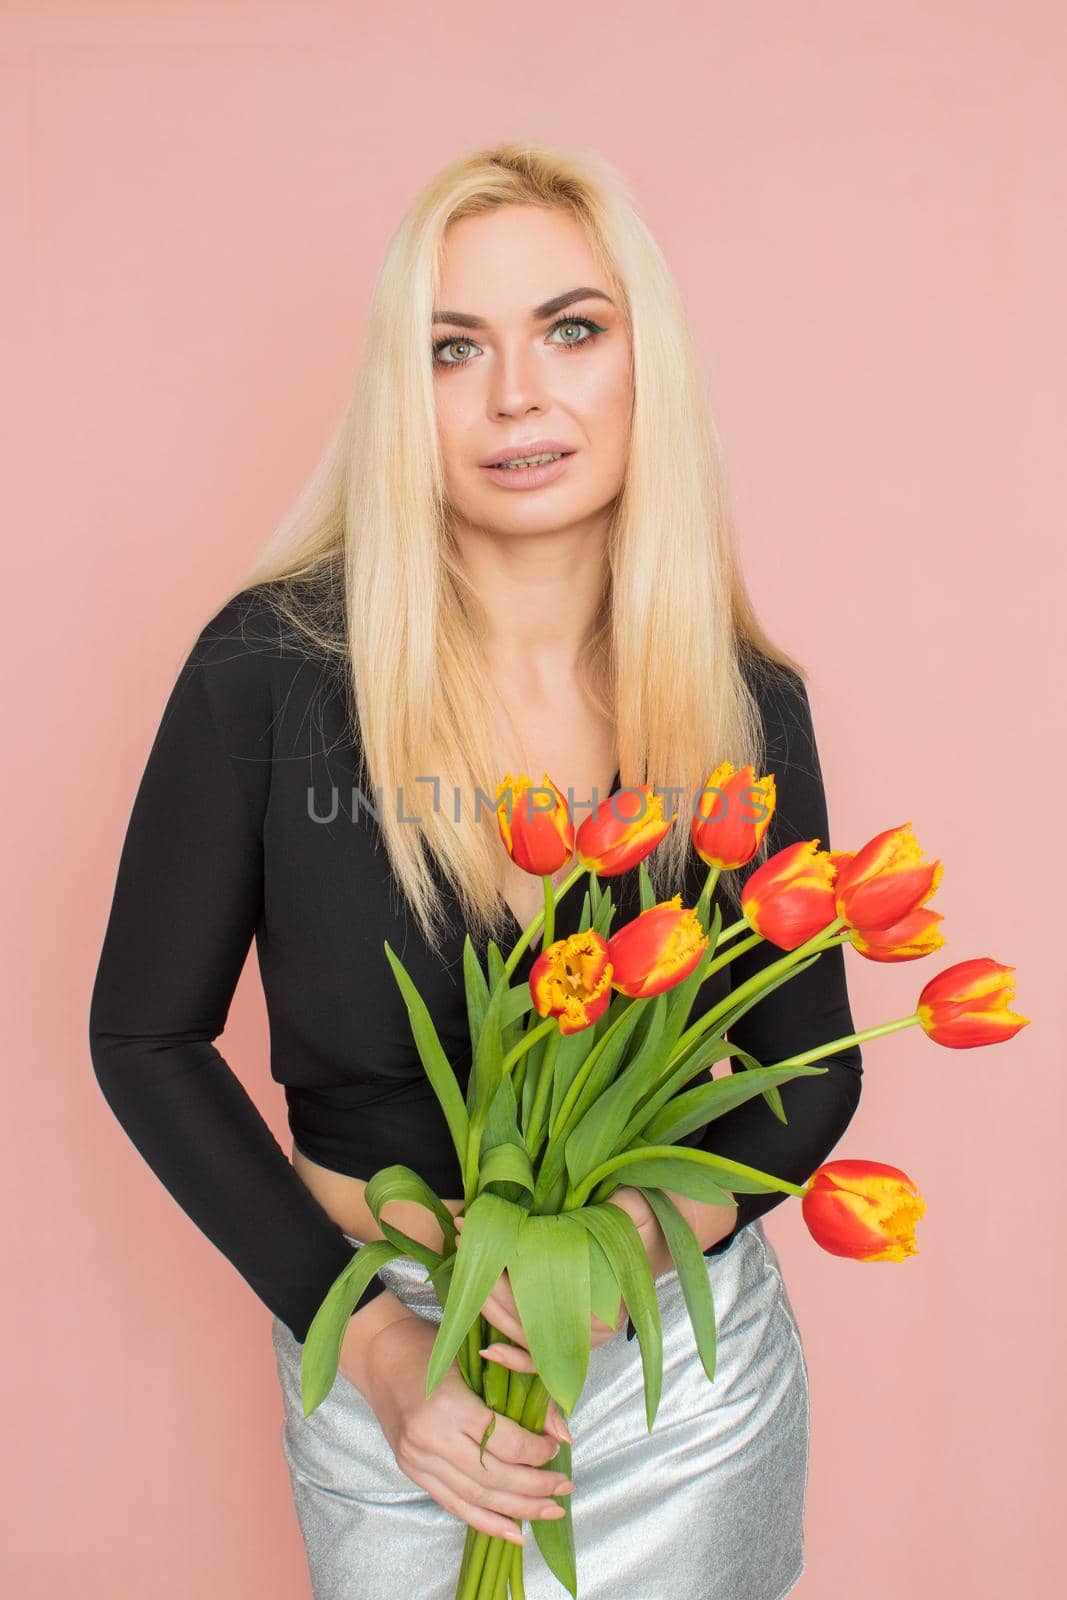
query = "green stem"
xmin=502 ymin=862 xmax=586 ymax=982
xmin=672 ymin=917 xmax=850 ymax=1065
xmin=508 ymin=1539 xmax=527 ymax=1599
xmin=774 ymin=1012 xmax=920 ymax=1068
xmin=523 ymin=1029 xmax=561 ymax=1154
xmin=501 ymin=1018 xmax=556 ymax=1078
xmin=478 ymin=1367 xmax=534 ymax=1598
xmin=542 ymin=873 xmax=556 ymax=949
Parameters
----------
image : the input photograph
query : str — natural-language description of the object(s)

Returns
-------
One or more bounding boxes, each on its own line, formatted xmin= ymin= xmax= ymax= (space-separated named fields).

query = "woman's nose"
xmin=486 ymin=340 xmax=549 ymax=419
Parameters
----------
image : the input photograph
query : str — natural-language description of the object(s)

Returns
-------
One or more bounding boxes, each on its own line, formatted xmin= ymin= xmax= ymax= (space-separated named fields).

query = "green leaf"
xmin=300 ymin=1239 xmax=404 ymax=1417
xmin=653 ymin=927 xmax=723 ymax=1066
xmin=586 ymin=1231 xmax=624 ymax=1330
xmin=481 ymin=1065 xmax=522 ymax=1153
xmin=462 ymin=934 xmax=490 ymax=1058
xmin=572 ymin=1203 xmax=663 ymax=1431
xmin=531 ymin=1441 xmax=578 ymax=1597
xmin=638 ymin=860 xmax=655 ymax=912
xmin=383 ymin=942 xmax=469 ymax=1167
xmin=642 ymin=1062 xmax=828 ymax=1144
xmin=548 ymin=1025 xmax=598 ymax=1137
xmin=468 ymin=967 xmax=508 ymax=1115
xmin=552 ymin=998 xmax=644 ymax=1136
xmin=426 ymin=1191 xmax=525 ymax=1397
xmin=502 ymin=983 xmax=534 ymax=1028
xmin=586 ymin=1143 xmax=801 ymax=1200
xmin=591 ymin=881 xmax=617 ymax=940
xmin=363 ymin=1164 xmax=458 ymax=1267
xmin=596 ymin=1157 xmax=736 ymax=1206
xmin=563 ymin=996 xmax=668 ymax=1188
xmin=620 ymin=1036 xmax=736 ymax=1146
xmin=479 ymin=1138 xmax=535 ymax=1196
xmin=508 ymin=1215 xmax=592 ymax=1414
xmin=638 ymin=1188 xmax=719 ymax=1383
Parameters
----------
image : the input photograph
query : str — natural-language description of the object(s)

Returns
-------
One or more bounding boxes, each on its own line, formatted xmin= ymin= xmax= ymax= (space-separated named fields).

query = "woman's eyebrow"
xmin=431 ymin=287 xmax=614 ymax=329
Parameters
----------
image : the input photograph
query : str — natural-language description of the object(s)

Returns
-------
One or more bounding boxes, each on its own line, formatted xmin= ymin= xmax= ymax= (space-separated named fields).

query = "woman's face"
xmin=431 ymin=205 xmax=633 ymax=540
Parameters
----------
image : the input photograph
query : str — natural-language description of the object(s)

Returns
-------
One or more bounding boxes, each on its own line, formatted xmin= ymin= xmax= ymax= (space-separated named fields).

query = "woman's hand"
xmin=350 ymin=1311 xmax=575 ymax=1547
xmin=455 ymin=1187 xmax=671 ymax=1382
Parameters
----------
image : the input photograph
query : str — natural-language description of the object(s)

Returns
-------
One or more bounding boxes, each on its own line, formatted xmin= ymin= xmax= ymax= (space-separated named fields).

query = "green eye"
xmin=547 ymin=317 xmax=608 ymax=347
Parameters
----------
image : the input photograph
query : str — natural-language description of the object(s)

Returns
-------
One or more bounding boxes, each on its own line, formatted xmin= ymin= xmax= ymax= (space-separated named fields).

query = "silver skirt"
xmin=272 ymin=1217 xmax=809 ymax=1599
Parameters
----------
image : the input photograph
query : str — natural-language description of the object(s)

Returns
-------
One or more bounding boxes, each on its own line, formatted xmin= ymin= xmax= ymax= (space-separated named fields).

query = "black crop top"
xmin=89 ymin=583 xmax=863 ymax=1345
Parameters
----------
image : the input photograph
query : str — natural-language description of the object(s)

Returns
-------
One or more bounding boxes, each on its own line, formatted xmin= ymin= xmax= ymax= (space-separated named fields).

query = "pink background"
xmin=5 ymin=2 xmax=1063 ymax=1594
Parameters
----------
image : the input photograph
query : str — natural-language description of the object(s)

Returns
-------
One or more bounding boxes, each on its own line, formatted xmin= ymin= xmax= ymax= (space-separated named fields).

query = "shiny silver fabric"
xmin=272 ymin=1217 xmax=809 ymax=1599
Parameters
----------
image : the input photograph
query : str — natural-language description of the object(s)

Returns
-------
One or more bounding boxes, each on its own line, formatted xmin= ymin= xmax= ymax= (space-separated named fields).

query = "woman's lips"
xmin=479 ymin=452 xmax=576 ymax=489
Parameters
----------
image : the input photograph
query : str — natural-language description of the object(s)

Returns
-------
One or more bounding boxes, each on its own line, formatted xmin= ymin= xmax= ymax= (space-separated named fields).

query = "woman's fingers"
xmin=482 ymin=1297 xmax=529 ymax=1350
xmin=545 ymin=1398 xmax=574 ymax=1445
xmin=480 ymin=1340 xmax=536 ymax=1374
xmin=417 ymin=1467 xmax=528 ymax=1546
xmin=478 ymin=1348 xmax=575 ymax=1447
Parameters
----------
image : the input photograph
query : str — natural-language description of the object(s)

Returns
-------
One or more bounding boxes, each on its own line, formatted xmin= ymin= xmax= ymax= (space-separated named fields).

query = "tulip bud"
xmin=917 ymin=958 xmax=1030 ymax=1048
xmin=576 ymin=784 xmax=674 ymax=877
xmin=495 ymin=771 xmax=575 ymax=876
xmin=607 ymin=896 xmax=708 ymax=999
xmin=802 ymin=1159 xmax=926 ymax=1261
xmin=691 ymin=761 xmax=776 ymax=870
xmin=741 ymin=840 xmax=839 ymax=950
xmin=834 ymin=823 xmax=942 ymax=934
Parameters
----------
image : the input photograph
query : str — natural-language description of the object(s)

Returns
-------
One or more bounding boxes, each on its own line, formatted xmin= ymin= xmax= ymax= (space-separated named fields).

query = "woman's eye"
xmin=433 ymin=338 xmax=480 ymax=366
xmin=548 ymin=319 xmax=596 ymax=346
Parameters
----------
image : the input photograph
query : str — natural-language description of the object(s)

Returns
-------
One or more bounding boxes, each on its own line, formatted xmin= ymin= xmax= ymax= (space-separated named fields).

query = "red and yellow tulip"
xmin=849 ymin=906 xmax=946 ymax=963
xmin=692 ymin=761 xmax=776 ymax=870
xmin=495 ymin=771 xmax=575 ymax=876
xmin=802 ymin=1159 xmax=926 ymax=1261
xmin=741 ymin=839 xmax=839 ymax=951
xmin=530 ymin=929 xmax=614 ymax=1034
xmin=576 ymin=784 xmax=674 ymax=877
xmin=834 ymin=823 xmax=943 ymax=934
xmin=917 ymin=958 xmax=1030 ymax=1048
xmin=607 ymin=896 xmax=709 ymax=999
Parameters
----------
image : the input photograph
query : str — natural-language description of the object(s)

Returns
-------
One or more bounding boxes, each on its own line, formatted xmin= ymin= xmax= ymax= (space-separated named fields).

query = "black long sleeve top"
xmin=88 ymin=582 xmax=863 ymax=1345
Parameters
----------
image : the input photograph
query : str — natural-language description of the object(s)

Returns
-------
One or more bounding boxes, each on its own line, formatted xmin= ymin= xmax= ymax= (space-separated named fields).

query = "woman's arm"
xmin=88 ymin=593 xmax=391 ymax=1345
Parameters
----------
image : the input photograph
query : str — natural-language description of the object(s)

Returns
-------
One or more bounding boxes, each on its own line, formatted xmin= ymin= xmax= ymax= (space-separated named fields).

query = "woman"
xmin=89 ymin=142 xmax=863 ymax=1599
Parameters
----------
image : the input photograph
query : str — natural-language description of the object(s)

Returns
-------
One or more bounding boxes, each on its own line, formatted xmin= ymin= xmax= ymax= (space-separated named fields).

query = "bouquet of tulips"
xmin=300 ymin=762 xmax=1029 ymax=1599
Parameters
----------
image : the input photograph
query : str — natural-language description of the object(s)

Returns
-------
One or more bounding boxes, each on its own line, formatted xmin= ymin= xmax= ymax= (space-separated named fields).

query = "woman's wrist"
xmin=339 ymin=1288 xmax=426 ymax=1398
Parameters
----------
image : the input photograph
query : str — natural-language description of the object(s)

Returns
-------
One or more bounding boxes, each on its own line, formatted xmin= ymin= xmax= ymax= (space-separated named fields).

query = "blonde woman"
xmin=90 ymin=143 xmax=863 ymax=1598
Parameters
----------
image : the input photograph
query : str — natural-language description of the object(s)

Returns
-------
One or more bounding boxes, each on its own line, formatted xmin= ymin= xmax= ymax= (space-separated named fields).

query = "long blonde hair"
xmin=205 ymin=140 xmax=805 ymax=959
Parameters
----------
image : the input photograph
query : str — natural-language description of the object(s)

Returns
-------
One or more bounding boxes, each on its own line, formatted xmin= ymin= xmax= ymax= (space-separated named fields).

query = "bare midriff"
xmin=292 ymin=1143 xmax=466 ymax=1254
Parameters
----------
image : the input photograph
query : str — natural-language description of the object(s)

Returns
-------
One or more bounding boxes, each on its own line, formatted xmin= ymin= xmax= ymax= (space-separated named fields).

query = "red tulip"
xmin=741 ymin=840 xmax=839 ymax=950
xmin=576 ymin=784 xmax=674 ymax=877
xmin=607 ymin=896 xmax=709 ymax=999
xmin=850 ymin=906 xmax=946 ymax=963
xmin=495 ymin=771 xmax=575 ymax=876
xmin=834 ymin=823 xmax=943 ymax=934
xmin=917 ymin=958 xmax=1030 ymax=1048
xmin=530 ymin=929 xmax=614 ymax=1034
xmin=802 ymin=1159 xmax=926 ymax=1262
xmin=691 ymin=761 xmax=776 ymax=870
